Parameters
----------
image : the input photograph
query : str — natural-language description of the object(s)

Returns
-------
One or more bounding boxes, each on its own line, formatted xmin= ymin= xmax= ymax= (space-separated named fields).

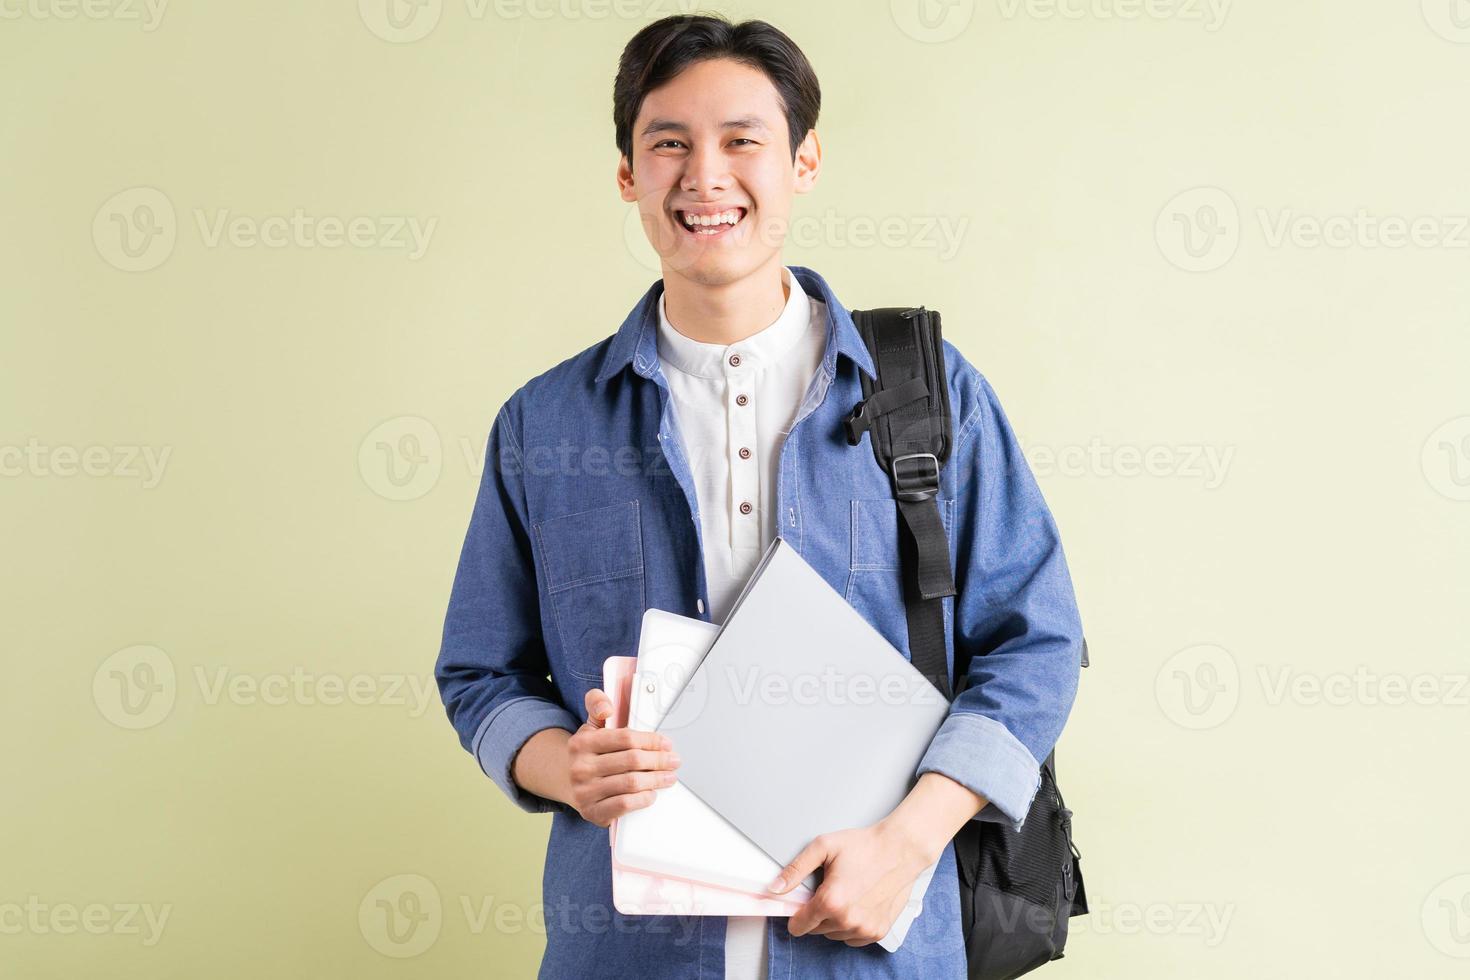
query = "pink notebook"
xmin=603 ymin=655 xmax=810 ymax=917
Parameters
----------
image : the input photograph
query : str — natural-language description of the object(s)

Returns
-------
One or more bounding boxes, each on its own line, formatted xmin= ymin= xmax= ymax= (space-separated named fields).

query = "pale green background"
xmin=3 ymin=1 xmax=1468 ymax=977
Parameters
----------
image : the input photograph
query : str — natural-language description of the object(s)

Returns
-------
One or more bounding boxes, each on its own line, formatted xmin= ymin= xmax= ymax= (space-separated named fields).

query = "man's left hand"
xmin=766 ymin=818 xmax=936 ymax=947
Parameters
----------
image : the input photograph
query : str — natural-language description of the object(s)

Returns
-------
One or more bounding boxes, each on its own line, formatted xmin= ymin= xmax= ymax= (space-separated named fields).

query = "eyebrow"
xmin=640 ymin=116 xmax=771 ymax=138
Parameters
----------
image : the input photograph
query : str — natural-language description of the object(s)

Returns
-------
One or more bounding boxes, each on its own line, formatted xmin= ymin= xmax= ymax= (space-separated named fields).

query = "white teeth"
xmin=682 ymin=209 xmax=742 ymax=228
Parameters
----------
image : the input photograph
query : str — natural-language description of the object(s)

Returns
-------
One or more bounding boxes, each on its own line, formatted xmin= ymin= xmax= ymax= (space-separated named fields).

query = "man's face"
xmin=617 ymin=57 xmax=819 ymax=286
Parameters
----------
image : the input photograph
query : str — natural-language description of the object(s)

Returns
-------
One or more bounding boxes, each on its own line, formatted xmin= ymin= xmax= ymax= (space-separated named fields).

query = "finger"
xmin=583 ymin=726 xmax=673 ymax=755
xmin=787 ymin=880 xmax=842 ymax=937
xmin=590 ymin=769 xmax=679 ymax=799
xmin=586 ymin=746 xmax=682 ymax=777
xmin=586 ymin=788 xmax=661 ymax=825
xmin=788 ymin=903 xmax=837 ymax=938
xmin=826 ymin=921 xmax=878 ymax=943
xmin=802 ymin=910 xmax=867 ymax=941
xmin=831 ymin=896 xmax=903 ymax=945
xmin=584 ymin=688 xmax=614 ymax=728
xmin=768 ymin=836 xmax=829 ymax=895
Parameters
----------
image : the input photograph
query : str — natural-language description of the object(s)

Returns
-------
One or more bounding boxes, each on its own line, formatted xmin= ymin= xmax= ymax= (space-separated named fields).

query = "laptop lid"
xmin=655 ymin=536 xmax=951 ymax=869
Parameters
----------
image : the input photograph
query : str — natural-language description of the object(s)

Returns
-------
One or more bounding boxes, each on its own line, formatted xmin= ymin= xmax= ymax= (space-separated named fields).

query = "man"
xmin=435 ymin=14 xmax=1083 ymax=979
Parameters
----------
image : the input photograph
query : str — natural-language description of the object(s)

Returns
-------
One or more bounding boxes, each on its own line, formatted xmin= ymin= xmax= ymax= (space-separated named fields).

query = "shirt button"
xmin=739 ymin=501 xmax=753 ymax=515
xmin=728 ymin=353 xmax=741 ymax=367
xmin=697 ymin=598 xmax=705 ymax=614
xmin=736 ymin=393 xmax=749 ymax=406
xmin=738 ymin=447 xmax=751 ymax=459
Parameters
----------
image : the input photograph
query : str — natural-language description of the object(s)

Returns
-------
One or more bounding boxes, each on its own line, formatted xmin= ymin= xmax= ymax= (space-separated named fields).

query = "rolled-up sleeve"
xmin=915 ymin=363 xmax=1084 ymax=831
xmin=436 ymin=397 xmax=580 ymax=814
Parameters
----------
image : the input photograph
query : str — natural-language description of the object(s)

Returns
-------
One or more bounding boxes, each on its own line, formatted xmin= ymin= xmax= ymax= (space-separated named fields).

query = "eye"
xmin=730 ymin=138 xmax=757 ymax=147
xmin=654 ymin=139 xmax=686 ymax=149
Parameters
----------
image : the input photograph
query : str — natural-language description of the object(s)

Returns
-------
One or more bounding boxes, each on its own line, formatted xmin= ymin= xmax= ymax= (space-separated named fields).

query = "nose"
xmin=680 ymin=142 xmax=731 ymax=196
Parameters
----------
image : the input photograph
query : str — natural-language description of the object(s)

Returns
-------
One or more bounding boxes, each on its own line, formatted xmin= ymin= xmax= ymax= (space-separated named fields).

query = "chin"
xmin=667 ymin=250 xmax=771 ymax=287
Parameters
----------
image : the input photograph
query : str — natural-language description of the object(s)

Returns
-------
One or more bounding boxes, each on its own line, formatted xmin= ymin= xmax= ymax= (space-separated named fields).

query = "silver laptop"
xmin=656 ymin=535 xmax=952 ymax=872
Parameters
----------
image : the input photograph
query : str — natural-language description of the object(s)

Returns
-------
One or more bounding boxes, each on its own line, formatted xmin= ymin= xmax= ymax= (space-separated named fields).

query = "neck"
xmin=660 ymin=256 xmax=790 ymax=345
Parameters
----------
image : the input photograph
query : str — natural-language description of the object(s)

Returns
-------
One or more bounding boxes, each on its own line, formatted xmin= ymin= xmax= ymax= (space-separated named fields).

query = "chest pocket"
xmin=533 ymin=499 xmax=645 ymax=683
xmin=843 ymin=497 xmax=956 ymax=659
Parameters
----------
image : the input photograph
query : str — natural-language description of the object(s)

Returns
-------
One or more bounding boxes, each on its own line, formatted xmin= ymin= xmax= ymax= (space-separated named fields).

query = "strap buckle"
xmin=891 ymin=452 xmax=940 ymax=502
xmin=844 ymin=376 xmax=932 ymax=447
xmin=843 ymin=401 xmax=868 ymax=446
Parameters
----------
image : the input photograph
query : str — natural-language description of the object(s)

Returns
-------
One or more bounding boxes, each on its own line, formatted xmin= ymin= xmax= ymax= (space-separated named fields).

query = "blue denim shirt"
xmin=435 ymin=266 xmax=1084 ymax=979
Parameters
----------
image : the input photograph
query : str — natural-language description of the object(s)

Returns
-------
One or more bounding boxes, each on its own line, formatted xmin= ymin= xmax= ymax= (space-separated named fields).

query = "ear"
xmin=616 ymin=154 xmax=637 ymax=203
xmin=793 ymin=129 xmax=822 ymax=195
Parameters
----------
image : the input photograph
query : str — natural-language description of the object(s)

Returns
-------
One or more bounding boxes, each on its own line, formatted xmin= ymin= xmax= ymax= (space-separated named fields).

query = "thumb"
xmin=767 ymin=837 xmax=828 ymax=894
xmin=584 ymin=688 xmax=614 ymax=728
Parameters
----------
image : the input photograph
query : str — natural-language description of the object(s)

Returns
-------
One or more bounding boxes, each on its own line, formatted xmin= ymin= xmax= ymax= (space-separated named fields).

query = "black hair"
xmin=612 ymin=13 xmax=821 ymax=167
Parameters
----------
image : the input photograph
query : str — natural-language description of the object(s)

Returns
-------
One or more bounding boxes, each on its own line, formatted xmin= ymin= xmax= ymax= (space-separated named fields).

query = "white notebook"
xmin=613 ymin=609 xmax=818 ymax=898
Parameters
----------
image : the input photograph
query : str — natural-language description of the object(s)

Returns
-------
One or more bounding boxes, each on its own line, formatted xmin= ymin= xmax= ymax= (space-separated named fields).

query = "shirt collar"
xmin=655 ymin=266 xmax=812 ymax=380
xmin=594 ymin=265 xmax=877 ymax=386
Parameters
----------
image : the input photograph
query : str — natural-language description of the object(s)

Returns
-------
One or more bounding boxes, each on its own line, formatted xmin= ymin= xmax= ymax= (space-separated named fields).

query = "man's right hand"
xmin=566 ymin=688 xmax=681 ymax=827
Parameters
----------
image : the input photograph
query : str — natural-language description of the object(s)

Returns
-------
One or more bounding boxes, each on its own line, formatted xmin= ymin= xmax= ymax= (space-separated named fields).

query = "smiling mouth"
xmin=674 ymin=207 xmax=748 ymax=237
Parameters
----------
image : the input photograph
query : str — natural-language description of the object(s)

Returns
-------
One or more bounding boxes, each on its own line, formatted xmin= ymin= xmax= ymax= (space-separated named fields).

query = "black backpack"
xmin=843 ymin=306 xmax=1089 ymax=980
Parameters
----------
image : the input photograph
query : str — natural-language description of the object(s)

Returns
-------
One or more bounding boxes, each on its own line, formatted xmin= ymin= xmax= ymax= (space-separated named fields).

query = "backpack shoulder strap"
xmin=843 ymin=306 xmax=957 ymax=699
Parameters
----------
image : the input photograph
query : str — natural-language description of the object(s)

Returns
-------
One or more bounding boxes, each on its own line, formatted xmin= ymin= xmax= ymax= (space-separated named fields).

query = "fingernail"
xmin=669 ymin=753 xmax=682 ymax=766
xmin=768 ymin=876 xmax=784 ymax=892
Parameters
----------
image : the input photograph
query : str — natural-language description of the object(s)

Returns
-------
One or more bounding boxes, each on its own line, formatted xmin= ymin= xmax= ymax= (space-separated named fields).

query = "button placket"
xmin=725 ymin=347 xmax=760 ymax=549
